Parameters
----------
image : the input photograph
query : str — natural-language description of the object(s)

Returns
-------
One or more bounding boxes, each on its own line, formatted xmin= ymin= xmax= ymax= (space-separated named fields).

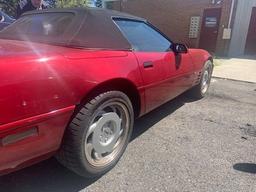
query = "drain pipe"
xmin=225 ymin=0 xmax=236 ymax=56
xmin=228 ymin=0 xmax=236 ymax=28
xmin=119 ymin=0 xmax=121 ymax=11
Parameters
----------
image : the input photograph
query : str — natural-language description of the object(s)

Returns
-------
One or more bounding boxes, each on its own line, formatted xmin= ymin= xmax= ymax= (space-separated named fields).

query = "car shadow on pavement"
xmin=131 ymin=93 xmax=191 ymax=141
xmin=0 ymin=94 xmax=194 ymax=192
xmin=0 ymin=158 xmax=98 ymax=192
xmin=233 ymin=163 xmax=256 ymax=174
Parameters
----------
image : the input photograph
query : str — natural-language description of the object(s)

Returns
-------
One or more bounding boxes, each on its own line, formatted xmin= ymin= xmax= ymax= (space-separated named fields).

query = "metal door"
xmin=245 ymin=7 xmax=256 ymax=55
xmin=199 ymin=8 xmax=222 ymax=53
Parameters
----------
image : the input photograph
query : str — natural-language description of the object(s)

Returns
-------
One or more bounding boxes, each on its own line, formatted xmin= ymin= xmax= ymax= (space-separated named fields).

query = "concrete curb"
xmin=212 ymin=76 xmax=256 ymax=84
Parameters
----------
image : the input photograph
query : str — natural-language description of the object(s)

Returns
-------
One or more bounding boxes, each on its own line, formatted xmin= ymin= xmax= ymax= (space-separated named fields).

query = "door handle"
xmin=143 ymin=61 xmax=154 ymax=68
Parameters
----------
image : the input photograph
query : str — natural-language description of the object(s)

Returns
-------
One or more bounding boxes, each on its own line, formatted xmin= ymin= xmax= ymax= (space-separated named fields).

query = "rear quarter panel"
xmin=0 ymin=49 xmax=143 ymax=125
xmin=0 ymin=48 xmax=143 ymax=174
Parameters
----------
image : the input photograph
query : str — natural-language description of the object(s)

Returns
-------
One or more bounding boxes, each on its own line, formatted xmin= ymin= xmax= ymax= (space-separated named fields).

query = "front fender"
xmin=189 ymin=49 xmax=212 ymax=71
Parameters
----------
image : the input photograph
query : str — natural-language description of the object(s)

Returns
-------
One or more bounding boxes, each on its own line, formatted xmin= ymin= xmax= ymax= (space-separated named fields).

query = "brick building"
xmin=102 ymin=0 xmax=256 ymax=57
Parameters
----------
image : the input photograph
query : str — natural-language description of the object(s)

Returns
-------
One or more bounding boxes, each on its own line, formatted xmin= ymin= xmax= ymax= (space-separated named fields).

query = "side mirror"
xmin=173 ymin=43 xmax=188 ymax=54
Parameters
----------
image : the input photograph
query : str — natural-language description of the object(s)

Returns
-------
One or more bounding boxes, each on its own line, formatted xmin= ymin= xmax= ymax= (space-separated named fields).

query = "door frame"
xmin=199 ymin=8 xmax=222 ymax=53
xmin=245 ymin=7 xmax=256 ymax=55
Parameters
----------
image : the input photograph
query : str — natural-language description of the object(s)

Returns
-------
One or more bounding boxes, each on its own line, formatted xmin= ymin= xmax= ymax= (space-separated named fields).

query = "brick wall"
xmin=112 ymin=0 xmax=235 ymax=56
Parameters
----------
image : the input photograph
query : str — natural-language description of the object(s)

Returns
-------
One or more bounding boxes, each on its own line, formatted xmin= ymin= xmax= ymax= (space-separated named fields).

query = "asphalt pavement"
xmin=0 ymin=78 xmax=256 ymax=192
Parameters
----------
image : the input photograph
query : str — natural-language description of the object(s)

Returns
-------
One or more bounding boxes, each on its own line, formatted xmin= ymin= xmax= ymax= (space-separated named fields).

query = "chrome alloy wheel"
xmin=201 ymin=66 xmax=211 ymax=94
xmin=85 ymin=101 xmax=130 ymax=167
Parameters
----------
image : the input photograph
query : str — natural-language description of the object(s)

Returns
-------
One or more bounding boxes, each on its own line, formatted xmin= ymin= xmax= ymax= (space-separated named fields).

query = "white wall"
xmin=228 ymin=0 xmax=256 ymax=56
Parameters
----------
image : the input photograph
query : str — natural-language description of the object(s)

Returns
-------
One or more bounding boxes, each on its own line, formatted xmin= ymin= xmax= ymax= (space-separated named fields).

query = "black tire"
xmin=56 ymin=91 xmax=134 ymax=178
xmin=188 ymin=60 xmax=213 ymax=99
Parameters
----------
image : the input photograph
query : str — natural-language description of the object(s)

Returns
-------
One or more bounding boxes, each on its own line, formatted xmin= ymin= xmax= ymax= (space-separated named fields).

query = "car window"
xmin=1 ymin=13 xmax=74 ymax=37
xmin=114 ymin=19 xmax=171 ymax=52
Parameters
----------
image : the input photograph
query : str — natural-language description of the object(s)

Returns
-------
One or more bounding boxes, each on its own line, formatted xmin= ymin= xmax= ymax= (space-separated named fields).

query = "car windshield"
xmin=0 ymin=12 xmax=74 ymax=43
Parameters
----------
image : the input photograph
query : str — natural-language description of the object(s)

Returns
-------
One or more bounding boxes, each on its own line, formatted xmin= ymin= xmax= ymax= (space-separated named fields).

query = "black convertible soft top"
xmin=0 ymin=7 xmax=146 ymax=50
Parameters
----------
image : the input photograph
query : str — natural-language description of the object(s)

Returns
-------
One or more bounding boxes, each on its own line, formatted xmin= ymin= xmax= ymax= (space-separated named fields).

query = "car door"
xmin=114 ymin=19 xmax=194 ymax=113
xmin=164 ymin=50 xmax=195 ymax=98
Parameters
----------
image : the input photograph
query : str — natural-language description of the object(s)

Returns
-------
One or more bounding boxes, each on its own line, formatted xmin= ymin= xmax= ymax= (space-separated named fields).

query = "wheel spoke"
xmin=87 ymin=122 xmax=97 ymax=138
xmin=86 ymin=143 xmax=94 ymax=157
xmin=95 ymin=109 xmax=107 ymax=120
xmin=94 ymin=151 xmax=104 ymax=160
xmin=110 ymin=106 xmax=118 ymax=113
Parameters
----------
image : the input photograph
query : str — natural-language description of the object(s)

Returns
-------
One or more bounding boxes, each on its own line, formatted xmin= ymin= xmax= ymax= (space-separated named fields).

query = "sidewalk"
xmin=213 ymin=57 xmax=256 ymax=83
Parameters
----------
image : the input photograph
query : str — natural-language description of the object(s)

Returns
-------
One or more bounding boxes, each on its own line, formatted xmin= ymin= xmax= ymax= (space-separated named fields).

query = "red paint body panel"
xmin=0 ymin=39 xmax=210 ymax=175
xmin=134 ymin=51 xmax=195 ymax=112
xmin=0 ymin=107 xmax=74 ymax=175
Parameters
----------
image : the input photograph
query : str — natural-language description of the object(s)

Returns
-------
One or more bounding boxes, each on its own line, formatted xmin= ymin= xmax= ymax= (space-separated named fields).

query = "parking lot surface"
xmin=0 ymin=78 xmax=256 ymax=192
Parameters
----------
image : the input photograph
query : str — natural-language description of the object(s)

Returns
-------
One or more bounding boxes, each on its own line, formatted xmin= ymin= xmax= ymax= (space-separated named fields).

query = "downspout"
xmin=226 ymin=0 xmax=236 ymax=56
xmin=120 ymin=0 xmax=122 ymax=12
xmin=228 ymin=0 xmax=236 ymax=28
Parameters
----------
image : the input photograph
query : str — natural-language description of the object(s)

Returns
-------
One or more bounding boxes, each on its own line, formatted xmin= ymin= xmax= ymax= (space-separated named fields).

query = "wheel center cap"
xmin=92 ymin=113 xmax=121 ymax=154
xmin=100 ymin=126 xmax=114 ymax=143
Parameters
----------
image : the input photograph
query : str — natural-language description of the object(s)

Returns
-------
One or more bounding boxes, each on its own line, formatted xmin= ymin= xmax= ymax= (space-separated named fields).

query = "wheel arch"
xmin=77 ymin=78 xmax=141 ymax=118
xmin=208 ymin=56 xmax=213 ymax=63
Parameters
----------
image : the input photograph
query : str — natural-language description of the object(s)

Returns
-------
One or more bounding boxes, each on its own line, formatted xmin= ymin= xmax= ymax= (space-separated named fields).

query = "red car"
xmin=0 ymin=8 xmax=213 ymax=177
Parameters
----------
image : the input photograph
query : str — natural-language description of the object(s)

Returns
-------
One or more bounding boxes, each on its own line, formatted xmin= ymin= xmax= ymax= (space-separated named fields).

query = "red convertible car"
xmin=0 ymin=8 xmax=213 ymax=177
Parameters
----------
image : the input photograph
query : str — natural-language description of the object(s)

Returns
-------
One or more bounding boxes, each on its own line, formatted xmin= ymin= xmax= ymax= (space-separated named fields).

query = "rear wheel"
xmin=188 ymin=60 xmax=213 ymax=99
xmin=56 ymin=91 xmax=134 ymax=178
